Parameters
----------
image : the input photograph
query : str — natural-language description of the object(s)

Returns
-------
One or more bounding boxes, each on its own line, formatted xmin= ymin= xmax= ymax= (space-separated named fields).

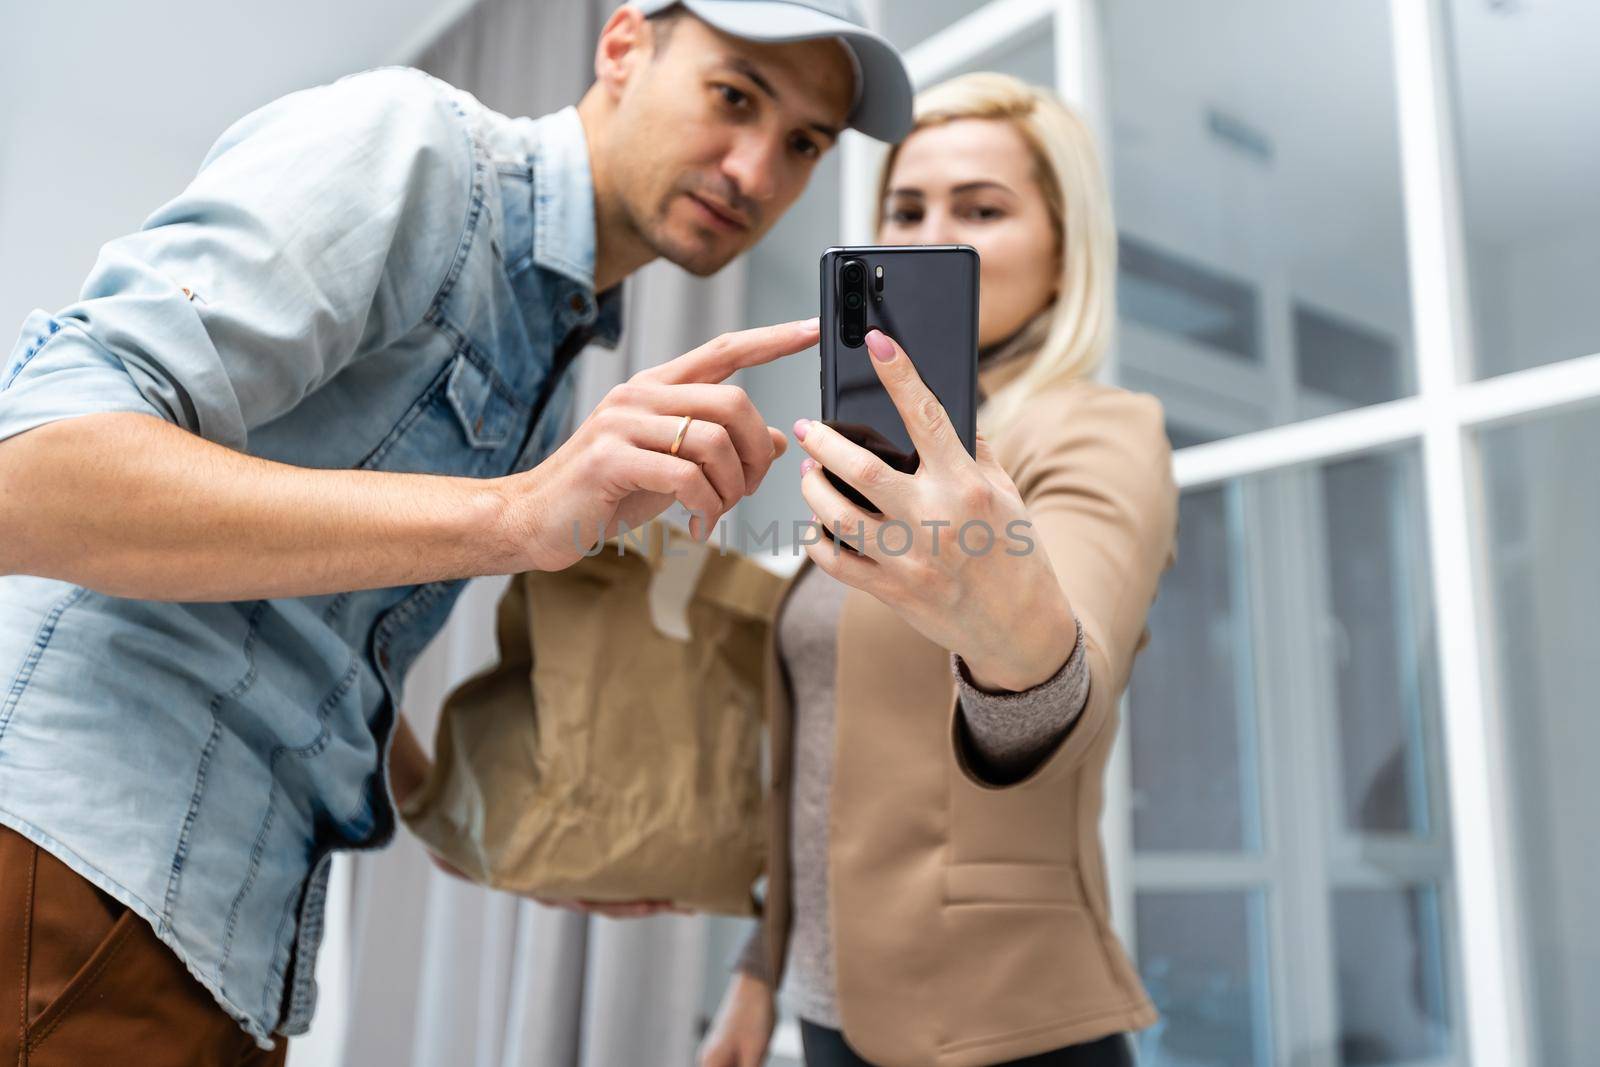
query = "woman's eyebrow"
xmin=887 ymin=180 xmax=1016 ymax=198
xmin=950 ymin=180 xmax=1014 ymax=195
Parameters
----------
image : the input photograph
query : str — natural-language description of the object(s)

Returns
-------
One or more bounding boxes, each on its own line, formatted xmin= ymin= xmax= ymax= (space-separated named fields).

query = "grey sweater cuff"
xmin=731 ymin=920 xmax=773 ymax=985
xmin=951 ymin=616 xmax=1089 ymax=779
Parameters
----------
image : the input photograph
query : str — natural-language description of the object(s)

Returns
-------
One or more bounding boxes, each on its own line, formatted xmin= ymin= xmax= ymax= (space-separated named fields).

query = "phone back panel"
xmin=819 ymin=245 xmax=979 ymax=496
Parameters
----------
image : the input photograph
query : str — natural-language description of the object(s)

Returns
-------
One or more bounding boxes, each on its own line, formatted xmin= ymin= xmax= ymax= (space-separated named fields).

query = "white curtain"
xmin=301 ymin=2 xmax=752 ymax=1064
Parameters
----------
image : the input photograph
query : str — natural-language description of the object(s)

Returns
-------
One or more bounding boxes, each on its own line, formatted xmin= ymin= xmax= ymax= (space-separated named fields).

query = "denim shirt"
xmin=0 ymin=68 xmax=621 ymax=1047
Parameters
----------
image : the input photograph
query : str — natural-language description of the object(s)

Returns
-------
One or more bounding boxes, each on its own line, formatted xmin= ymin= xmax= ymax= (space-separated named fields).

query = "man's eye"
xmin=716 ymin=84 xmax=750 ymax=109
xmin=791 ymin=134 xmax=820 ymax=160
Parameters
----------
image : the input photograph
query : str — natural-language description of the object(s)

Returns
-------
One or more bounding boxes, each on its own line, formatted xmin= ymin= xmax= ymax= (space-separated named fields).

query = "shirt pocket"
xmin=446 ymin=349 xmax=518 ymax=450
xmin=360 ymin=342 xmax=528 ymax=477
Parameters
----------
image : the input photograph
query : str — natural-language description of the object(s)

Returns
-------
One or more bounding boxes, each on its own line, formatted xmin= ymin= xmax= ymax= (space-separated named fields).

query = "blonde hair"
xmin=875 ymin=72 xmax=1117 ymax=437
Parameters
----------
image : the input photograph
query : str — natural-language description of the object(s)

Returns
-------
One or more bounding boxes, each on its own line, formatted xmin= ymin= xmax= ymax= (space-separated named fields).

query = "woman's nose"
xmin=914 ymin=212 xmax=958 ymax=246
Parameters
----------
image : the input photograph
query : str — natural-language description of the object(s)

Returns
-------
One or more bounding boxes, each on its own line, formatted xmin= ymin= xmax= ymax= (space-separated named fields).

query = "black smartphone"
xmin=819 ymin=244 xmax=979 ymax=521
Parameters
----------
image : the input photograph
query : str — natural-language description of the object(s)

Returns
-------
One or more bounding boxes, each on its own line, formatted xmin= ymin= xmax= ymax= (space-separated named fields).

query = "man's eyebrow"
xmin=722 ymin=56 xmax=842 ymax=142
xmin=726 ymin=57 xmax=780 ymax=104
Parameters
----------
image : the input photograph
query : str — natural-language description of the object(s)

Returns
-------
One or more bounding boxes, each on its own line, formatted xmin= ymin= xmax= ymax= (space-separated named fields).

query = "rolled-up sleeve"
xmin=0 ymin=67 xmax=474 ymax=451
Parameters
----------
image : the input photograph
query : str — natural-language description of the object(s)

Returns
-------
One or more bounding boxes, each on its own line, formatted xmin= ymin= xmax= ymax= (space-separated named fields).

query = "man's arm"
xmin=0 ymin=70 xmax=496 ymax=599
xmin=0 ymin=317 xmax=815 ymax=601
xmin=0 ymin=412 xmax=513 ymax=600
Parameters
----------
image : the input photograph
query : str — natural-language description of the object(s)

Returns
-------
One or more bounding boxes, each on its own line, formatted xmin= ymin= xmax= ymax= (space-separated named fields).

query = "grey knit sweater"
xmin=734 ymin=562 xmax=1090 ymax=1027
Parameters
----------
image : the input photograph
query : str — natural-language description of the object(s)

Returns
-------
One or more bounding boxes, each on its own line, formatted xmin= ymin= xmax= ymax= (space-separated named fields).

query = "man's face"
xmin=607 ymin=14 xmax=856 ymax=276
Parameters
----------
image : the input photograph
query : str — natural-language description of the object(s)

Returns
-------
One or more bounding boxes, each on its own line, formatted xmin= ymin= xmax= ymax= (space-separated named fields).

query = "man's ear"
xmin=594 ymin=5 xmax=654 ymax=101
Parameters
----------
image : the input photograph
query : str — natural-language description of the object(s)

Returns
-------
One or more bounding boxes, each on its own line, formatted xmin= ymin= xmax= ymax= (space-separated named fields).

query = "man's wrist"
xmin=460 ymin=475 xmax=530 ymax=575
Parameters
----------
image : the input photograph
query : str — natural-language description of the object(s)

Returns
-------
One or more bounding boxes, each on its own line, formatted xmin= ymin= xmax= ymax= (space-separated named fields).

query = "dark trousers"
xmin=801 ymin=1019 xmax=1135 ymax=1067
xmin=0 ymin=824 xmax=289 ymax=1067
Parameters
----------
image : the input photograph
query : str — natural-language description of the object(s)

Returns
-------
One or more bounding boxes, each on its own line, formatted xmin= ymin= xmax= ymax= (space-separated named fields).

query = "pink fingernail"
xmin=800 ymin=458 xmax=815 ymax=475
xmin=793 ymin=418 xmax=809 ymax=441
xmin=865 ymin=330 xmax=895 ymax=362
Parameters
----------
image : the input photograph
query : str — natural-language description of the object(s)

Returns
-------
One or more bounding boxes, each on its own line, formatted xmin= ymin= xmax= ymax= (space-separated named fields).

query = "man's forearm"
xmin=0 ymin=412 xmax=520 ymax=601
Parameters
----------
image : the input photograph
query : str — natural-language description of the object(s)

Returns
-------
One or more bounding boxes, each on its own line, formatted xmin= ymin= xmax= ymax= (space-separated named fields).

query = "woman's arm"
xmin=971 ymin=383 xmax=1177 ymax=782
xmin=952 ymin=616 xmax=1089 ymax=784
xmin=788 ymin=328 xmax=1176 ymax=784
xmin=733 ymin=922 xmax=774 ymax=984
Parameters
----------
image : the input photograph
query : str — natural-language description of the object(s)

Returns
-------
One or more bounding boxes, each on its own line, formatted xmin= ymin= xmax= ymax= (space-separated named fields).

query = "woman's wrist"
xmin=732 ymin=969 xmax=774 ymax=999
xmin=960 ymin=591 xmax=1078 ymax=693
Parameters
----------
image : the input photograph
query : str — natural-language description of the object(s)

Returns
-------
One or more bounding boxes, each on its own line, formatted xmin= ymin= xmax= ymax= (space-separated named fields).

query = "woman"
xmin=699 ymin=72 xmax=1177 ymax=1067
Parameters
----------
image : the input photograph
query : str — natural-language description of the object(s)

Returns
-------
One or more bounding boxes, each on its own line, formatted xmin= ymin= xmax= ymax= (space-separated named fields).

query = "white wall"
xmin=0 ymin=0 xmax=475 ymax=347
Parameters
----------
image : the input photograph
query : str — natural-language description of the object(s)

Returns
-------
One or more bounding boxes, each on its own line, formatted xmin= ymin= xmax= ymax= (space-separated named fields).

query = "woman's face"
xmin=878 ymin=118 xmax=1060 ymax=349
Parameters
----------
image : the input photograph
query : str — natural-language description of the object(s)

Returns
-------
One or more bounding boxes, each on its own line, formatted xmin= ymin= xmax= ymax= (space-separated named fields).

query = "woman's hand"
xmin=793 ymin=329 xmax=1078 ymax=693
xmin=698 ymin=972 xmax=776 ymax=1067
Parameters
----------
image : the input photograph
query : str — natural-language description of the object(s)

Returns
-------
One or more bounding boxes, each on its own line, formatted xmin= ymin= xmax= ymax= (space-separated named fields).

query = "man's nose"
xmin=721 ymin=134 xmax=781 ymax=206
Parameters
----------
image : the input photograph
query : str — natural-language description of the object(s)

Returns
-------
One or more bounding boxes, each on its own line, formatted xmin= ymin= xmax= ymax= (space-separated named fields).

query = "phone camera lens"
xmin=844 ymin=291 xmax=863 ymax=309
xmin=843 ymin=264 xmax=863 ymax=283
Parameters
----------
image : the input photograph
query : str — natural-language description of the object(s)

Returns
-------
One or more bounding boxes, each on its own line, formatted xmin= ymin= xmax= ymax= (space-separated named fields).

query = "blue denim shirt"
xmin=0 ymin=68 xmax=621 ymax=1047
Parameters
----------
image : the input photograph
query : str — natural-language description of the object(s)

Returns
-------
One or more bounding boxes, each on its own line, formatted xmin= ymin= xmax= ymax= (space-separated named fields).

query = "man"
xmin=0 ymin=1 xmax=910 ymax=1061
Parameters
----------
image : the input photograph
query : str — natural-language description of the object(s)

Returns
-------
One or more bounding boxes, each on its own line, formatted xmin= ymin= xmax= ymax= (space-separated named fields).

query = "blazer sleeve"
xmin=950 ymin=384 xmax=1178 ymax=789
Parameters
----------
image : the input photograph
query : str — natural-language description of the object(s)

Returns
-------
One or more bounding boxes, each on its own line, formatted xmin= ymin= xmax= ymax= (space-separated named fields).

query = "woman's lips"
xmin=686 ymin=192 xmax=749 ymax=233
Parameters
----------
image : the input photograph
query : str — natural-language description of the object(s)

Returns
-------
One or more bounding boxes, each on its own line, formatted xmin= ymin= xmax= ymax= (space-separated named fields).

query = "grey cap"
xmin=632 ymin=0 xmax=913 ymax=142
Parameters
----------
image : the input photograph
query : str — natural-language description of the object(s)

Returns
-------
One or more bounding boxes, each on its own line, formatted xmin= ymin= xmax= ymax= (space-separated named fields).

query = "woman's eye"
xmin=964 ymin=205 xmax=1004 ymax=221
xmin=887 ymin=209 xmax=922 ymax=225
xmin=791 ymin=134 xmax=820 ymax=160
xmin=715 ymin=84 xmax=750 ymax=109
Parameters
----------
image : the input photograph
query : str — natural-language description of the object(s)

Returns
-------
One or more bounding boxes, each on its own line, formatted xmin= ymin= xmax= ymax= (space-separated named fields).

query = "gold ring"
xmin=669 ymin=414 xmax=693 ymax=457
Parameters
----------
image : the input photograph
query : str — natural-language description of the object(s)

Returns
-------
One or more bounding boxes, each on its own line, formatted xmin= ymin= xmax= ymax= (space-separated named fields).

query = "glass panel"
xmin=1295 ymin=302 xmax=1404 ymax=410
xmin=1447 ymin=0 xmax=1600 ymax=377
xmin=1133 ymin=447 xmax=1460 ymax=1062
xmin=940 ymin=22 xmax=1055 ymax=87
xmin=1135 ymin=889 xmax=1273 ymax=1067
xmin=1129 ymin=486 xmax=1260 ymax=853
xmin=1319 ymin=451 xmax=1438 ymax=837
xmin=1105 ymin=0 xmax=1415 ymax=432
xmin=1331 ymin=886 xmax=1452 ymax=1065
xmin=1121 ymin=236 xmax=1260 ymax=364
xmin=1481 ymin=403 xmax=1600 ymax=1065
xmin=879 ymin=0 xmax=992 ymax=51
xmin=1165 ymin=420 xmax=1225 ymax=450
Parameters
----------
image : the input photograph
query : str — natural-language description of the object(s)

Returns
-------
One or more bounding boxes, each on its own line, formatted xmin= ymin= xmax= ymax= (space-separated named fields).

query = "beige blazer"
xmin=759 ymin=355 xmax=1179 ymax=1066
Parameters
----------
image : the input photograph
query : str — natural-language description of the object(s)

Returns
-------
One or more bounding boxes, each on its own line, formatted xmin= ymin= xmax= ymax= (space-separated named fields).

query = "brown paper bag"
xmin=400 ymin=519 xmax=786 ymax=916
